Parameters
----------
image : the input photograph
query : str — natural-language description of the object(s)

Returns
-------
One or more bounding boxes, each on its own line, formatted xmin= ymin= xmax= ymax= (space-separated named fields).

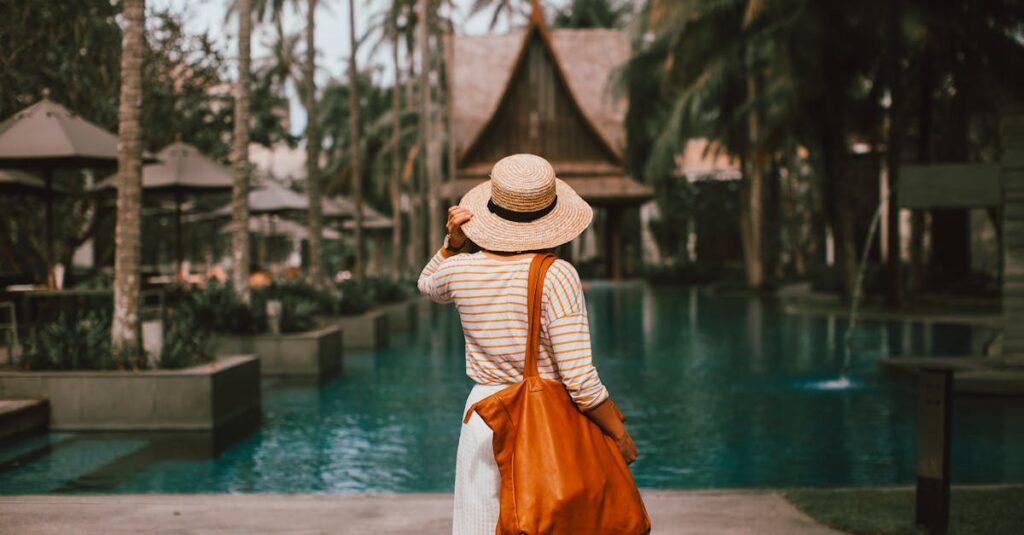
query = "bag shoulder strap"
xmin=525 ymin=253 xmax=558 ymax=380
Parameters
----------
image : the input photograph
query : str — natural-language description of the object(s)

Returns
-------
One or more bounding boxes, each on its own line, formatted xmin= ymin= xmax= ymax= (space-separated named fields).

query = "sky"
xmin=151 ymin=0 xmax=572 ymax=136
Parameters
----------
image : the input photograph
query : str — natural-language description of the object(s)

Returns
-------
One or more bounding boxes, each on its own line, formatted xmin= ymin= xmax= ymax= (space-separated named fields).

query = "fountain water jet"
xmin=819 ymin=192 xmax=890 ymax=390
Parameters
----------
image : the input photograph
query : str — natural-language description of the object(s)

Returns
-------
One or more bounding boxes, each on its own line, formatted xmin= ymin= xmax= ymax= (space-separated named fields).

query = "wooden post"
xmin=174 ymin=190 xmax=183 ymax=280
xmin=1002 ymin=108 xmax=1024 ymax=362
xmin=606 ymin=206 xmax=623 ymax=280
xmin=916 ymin=368 xmax=952 ymax=535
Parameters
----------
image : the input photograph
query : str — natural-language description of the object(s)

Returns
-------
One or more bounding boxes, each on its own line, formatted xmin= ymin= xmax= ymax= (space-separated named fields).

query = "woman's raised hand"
xmin=446 ymin=205 xmax=474 ymax=249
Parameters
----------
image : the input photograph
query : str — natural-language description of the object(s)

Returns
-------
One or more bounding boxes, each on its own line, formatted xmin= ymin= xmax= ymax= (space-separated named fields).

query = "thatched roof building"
xmin=442 ymin=5 xmax=651 ymax=277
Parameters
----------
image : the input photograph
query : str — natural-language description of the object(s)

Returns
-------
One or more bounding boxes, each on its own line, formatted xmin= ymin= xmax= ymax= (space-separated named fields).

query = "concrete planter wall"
xmin=0 ymin=355 xmax=260 ymax=431
xmin=321 ymin=309 xmax=389 ymax=351
xmin=379 ymin=299 xmax=420 ymax=333
xmin=214 ymin=326 xmax=342 ymax=378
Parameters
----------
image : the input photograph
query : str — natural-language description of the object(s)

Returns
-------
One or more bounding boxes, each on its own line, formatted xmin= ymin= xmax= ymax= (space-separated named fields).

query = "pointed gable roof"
xmin=446 ymin=9 xmax=630 ymax=163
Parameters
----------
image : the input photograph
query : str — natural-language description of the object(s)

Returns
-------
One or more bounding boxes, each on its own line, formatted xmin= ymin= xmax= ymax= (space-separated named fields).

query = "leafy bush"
xmin=255 ymin=282 xmax=338 ymax=333
xmin=159 ymin=297 xmax=213 ymax=369
xmin=335 ymin=278 xmax=414 ymax=315
xmin=259 ymin=281 xmax=336 ymax=316
xmin=365 ymin=277 xmax=414 ymax=305
xmin=337 ymin=279 xmax=374 ymax=315
xmin=276 ymin=295 xmax=321 ymax=333
xmin=187 ymin=282 xmax=266 ymax=335
xmin=20 ymin=310 xmax=119 ymax=370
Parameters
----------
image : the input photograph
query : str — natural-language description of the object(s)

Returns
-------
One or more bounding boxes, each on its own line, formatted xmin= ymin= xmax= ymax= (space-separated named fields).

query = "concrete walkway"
xmin=0 ymin=491 xmax=842 ymax=534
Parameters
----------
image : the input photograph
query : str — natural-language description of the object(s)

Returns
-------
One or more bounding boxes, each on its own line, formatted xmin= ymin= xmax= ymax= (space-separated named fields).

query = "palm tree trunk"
xmin=348 ymin=0 xmax=365 ymax=280
xmin=884 ymin=0 xmax=904 ymax=305
xmin=403 ymin=36 xmax=422 ymax=266
xmin=112 ymin=0 xmax=145 ymax=361
xmin=743 ymin=75 xmax=765 ymax=289
xmin=390 ymin=34 xmax=403 ymax=279
xmin=231 ymin=0 xmax=253 ymax=302
xmin=305 ymin=0 xmax=325 ymax=285
xmin=820 ymin=5 xmax=858 ymax=300
xmin=911 ymin=39 xmax=933 ymax=293
xmin=418 ymin=0 xmax=440 ymax=255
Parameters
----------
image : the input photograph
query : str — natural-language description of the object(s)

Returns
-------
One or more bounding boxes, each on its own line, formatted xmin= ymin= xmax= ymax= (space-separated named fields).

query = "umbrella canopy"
xmin=220 ymin=217 xmax=342 ymax=240
xmin=0 ymin=96 xmax=120 ymax=168
xmin=0 ymin=169 xmax=47 ymax=193
xmin=93 ymin=142 xmax=232 ymax=192
xmin=214 ymin=180 xmax=354 ymax=218
xmin=342 ymin=207 xmax=393 ymax=230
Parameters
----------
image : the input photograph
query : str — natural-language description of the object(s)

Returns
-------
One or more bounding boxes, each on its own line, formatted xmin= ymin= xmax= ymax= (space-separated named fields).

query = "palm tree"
xmin=111 ymin=0 xmax=145 ymax=360
xmin=417 ymin=0 xmax=439 ymax=258
xmin=304 ymin=0 xmax=326 ymax=285
xmin=627 ymin=0 xmax=766 ymax=288
xmin=231 ymin=0 xmax=253 ymax=302
xmin=552 ymin=0 xmax=629 ymax=28
xmin=469 ymin=0 xmax=530 ymax=29
xmin=390 ymin=27 xmax=404 ymax=278
xmin=348 ymin=0 xmax=366 ymax=280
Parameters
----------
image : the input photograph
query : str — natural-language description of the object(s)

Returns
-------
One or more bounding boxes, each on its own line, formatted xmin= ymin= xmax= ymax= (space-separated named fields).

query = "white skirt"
xmin=452 ymin=383 xmax=510 ymax=535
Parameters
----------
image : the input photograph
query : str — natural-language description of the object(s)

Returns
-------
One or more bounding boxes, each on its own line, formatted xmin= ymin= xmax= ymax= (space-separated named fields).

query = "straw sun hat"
xmin=459 ymin=153 xmax=593 ymax=252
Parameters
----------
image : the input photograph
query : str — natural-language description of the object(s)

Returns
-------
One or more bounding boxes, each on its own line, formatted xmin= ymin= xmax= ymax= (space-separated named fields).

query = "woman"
xmin=417 ymin=154 xmax=639 ymax=535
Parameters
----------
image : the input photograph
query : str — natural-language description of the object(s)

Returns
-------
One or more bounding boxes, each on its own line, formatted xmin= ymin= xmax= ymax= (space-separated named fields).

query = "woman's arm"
xmin=543 ymin=260 xmax=638 ymax=463
xmin=584 ymin=397 xmax=638 ymax=464
xmin=416 ymin=206 xmax=474 ymax=303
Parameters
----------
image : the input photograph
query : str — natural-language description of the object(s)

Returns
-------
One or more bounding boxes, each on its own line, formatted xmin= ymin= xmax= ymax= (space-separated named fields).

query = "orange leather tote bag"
xmin=464 ymin=253 xmax=651 ymax=535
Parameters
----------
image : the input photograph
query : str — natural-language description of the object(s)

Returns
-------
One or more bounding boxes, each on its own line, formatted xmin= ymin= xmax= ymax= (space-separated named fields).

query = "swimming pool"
xmin=2 ymin=285 xmax=1022 ymax=494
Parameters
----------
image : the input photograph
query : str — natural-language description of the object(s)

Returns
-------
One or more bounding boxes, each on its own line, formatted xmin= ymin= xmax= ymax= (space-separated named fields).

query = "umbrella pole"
xmin=270 ymin=217 xmax=276 ymax=267
xmin=44 ymin=169 xmax=54 ymax=289
xmin=175 ymin=190 xmax=183 ymax=281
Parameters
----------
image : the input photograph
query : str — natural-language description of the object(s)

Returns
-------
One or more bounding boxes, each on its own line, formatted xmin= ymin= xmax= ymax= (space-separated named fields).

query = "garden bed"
xmin=321 ymin=309 xmax=389 ymax=351
xmin=378 ymin=298 xmax=420 ymax=333
xmin=214 ymin=326 xmax=343 ymax=378
xmin=0 ymin=355 xmax=260 ymax=431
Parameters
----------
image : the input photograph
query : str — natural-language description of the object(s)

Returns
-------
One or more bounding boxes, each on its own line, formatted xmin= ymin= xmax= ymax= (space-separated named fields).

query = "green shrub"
xmin=259 ymin=281 xmax=336 ymax=316
xmin=254 ymin=282 xmax=338 ymax=333
xmin=335 ymin=278 xmax=414 ymax=315
xmin=20 ymin=310 xmax=119 ymax=370
xmin=187 ymin=282 xmax=266 ymax=335
xmin=277 ymin=295 xmax=320 ymax=333
xmin=337 ymin=279 xmax=374 ymax=315
xmin=364 ymin=277 xmax=414 ymax=305
xmin=159 ymin=297 xmax=213 ymax=369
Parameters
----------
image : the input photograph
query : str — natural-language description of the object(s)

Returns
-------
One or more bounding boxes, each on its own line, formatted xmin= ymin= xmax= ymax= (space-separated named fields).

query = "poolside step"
xmin=0 ymin=399 xmax=48 ymax=440
xmin=878 ymin=357 xmax=1024 ymax=396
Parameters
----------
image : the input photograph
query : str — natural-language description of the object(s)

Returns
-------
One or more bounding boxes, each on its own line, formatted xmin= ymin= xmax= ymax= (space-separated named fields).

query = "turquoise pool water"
xmin=2 ymin=285 xmax=1023 ymax=494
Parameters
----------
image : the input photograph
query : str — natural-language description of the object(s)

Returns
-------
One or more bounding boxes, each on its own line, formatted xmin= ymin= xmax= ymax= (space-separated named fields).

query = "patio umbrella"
xmin=95 ymin=142 xmax=233 ymax=277
xmin=214 ymin=179 xmax=354 ymax=219
xmin=341 ymin=209 xmax=393 ymax=230
xmin=0 ymin=92 xmax=129 ymax=286
xmin=220 ymin=217 xmax=343 ymax=241
xmin=0 ymin=169 xmax=46 ymax=193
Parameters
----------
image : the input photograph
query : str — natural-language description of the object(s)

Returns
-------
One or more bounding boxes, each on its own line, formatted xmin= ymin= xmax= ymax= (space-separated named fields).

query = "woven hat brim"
xmin=459 ymin=178 xmax=593 ymax=252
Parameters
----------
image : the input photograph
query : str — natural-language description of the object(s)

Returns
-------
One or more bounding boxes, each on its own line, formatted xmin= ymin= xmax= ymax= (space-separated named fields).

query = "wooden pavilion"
xmin=440 ymin=4 xmax=652 ymax=279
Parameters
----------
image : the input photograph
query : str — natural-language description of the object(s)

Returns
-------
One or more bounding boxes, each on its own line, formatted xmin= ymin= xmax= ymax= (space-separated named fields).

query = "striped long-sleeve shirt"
xmin=418 ymin=250 xmax=609 ymax=410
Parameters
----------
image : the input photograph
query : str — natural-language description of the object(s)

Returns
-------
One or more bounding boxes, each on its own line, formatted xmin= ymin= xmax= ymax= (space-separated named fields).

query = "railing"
xmin=0 ymin=286 xmax=178 ymax=359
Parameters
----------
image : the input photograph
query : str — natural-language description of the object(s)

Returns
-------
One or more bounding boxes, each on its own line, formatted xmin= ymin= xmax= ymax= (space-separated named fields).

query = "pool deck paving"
xmin=0 ymin=490 xmax=842 ymax=534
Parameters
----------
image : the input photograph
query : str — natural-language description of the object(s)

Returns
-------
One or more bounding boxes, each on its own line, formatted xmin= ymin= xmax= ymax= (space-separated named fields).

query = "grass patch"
xmin=785 ymin=486 xmax=1024 ymax=535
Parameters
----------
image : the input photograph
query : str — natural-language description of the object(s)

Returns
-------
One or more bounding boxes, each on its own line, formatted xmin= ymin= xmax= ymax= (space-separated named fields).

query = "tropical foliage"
xmin=623 ymin=0 xmax=1024 ymax=295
